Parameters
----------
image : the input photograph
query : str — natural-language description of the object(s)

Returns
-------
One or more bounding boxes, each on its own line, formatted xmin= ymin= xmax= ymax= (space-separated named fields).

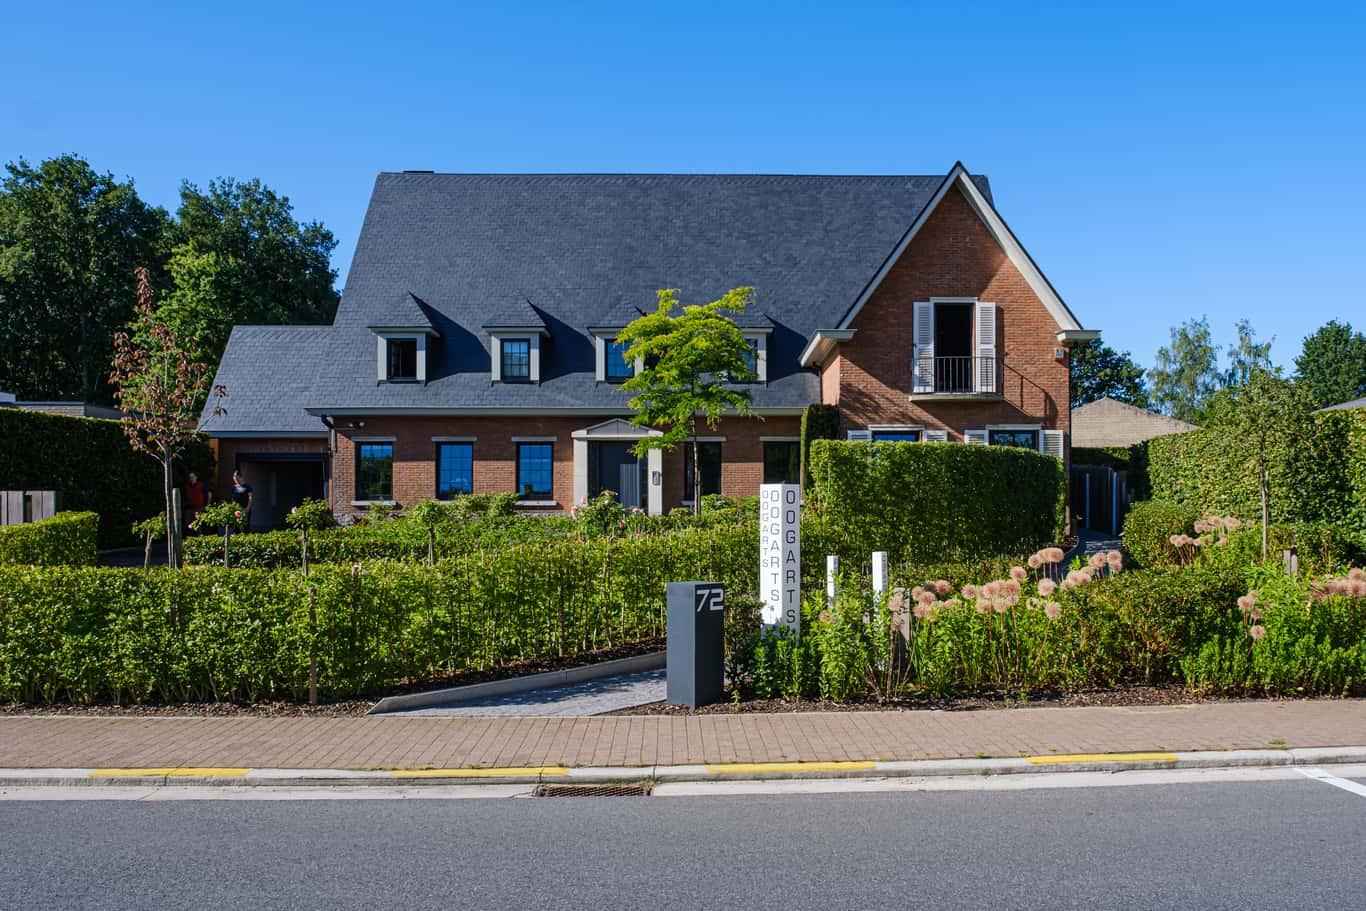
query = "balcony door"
xmin=933 ymin=301 xmax=974 ymax=393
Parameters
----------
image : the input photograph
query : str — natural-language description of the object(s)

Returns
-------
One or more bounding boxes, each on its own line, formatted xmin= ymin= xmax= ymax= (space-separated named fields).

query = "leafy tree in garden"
xmin=284 ymin=498 xmax=333 ymax=575
xmin=1222 ymin=319 xmax=1274 ymax=389
xmin=166 ymin=178 xmax=339 ymax=367
xmin=0 ymin=155 xmax=169 ymax=402
xmin=1295 ymin=320 xmax=1366 ymax=407
xmin=111 ymin=268 xmax=227 ymax=569
xmin=1148 ymin=316 xmax=1222 ymax=423
xmin=616 ymin=287 xmax=757 ymax=514
xmin=1069 ymin=339 xmax=1149 ymax=408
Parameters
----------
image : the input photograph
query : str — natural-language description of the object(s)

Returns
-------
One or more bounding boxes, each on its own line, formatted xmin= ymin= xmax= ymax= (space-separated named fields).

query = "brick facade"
xmin=829 ymin=185 xmax=1071 ymax=444
xmin=211 ymin=437 xmax=329 ymax=498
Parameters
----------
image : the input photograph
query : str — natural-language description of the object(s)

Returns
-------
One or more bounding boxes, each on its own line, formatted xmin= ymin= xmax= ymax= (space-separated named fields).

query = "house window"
xmin=605 ymin=338 xmax=633 ymax=382
xmin=762 ymin=441 xmax=801 ymax=485
xmin=683 ymin=441 xmax=722 ymax=500
xmin=356 ymin=443 xmax=393 ymax=501
xmin=872 ymin=430 xmax=920 ymax=442
xmin=436 ymin=443 xmax=473 ymax=499
xmin=516 ymin=442 xmax=553 ymax=500
xmin=739 ymin=338 xmax=759 ymax=381
xmin=989 ymin=429 xmax=1039 ymax=450
xmin=386 ymin=338 xmax=418 ymax=381
xmin=501 ymin=339 xmax=531 ymax=381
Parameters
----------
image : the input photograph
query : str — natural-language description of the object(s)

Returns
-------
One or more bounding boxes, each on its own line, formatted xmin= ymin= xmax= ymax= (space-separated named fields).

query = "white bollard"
xmin=872 ymin=550 xmax=888 ymax=596
xmin=826 ymin=554 xmax=839 ymax=608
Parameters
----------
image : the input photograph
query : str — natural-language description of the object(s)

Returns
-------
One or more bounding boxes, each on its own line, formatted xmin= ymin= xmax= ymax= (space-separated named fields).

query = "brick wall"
xmin=834 ymin=185 xmax=1071 ymax=443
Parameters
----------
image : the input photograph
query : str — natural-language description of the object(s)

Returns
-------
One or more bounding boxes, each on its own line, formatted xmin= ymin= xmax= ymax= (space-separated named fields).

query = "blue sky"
xmin=4 ymin=1 xmax=1362 ymax=371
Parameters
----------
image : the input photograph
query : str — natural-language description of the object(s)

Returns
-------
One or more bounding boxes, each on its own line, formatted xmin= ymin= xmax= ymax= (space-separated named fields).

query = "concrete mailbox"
xmin=666 ymin=581 xmax=726 ymax=708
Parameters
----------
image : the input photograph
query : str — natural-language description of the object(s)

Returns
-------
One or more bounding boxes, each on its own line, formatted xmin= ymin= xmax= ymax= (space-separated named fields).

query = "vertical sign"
xmin=759 ymin=483 xmax=801 ymax=634
xmin=871 ymin=551 xmax=888 ymax=596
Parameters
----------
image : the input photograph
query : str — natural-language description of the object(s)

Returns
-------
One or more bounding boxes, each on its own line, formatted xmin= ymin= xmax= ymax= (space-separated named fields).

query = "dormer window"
xmin=386 ymin=338 xmax=418 ymax=381
xmin=488 ymin=330 xmax=544 ymax=383
xmin=375 ymin=333 xmax=427 ymax=383
xmin=733 ymin=332 xmax=768 ymax=383
xmin=500 ymin=338 xmax=531 ymax=382
xmin=605 ymin=338 xmax=633 ymax=382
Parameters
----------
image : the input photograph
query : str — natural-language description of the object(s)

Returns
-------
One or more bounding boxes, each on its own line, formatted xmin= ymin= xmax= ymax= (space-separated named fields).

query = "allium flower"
xmin=1249 ymin=624 xmax=1266 ymax=640
xmin=911 ymin=586 xmax=924 ymax=600
xmin=1027 ymin=553 xmax=1043 ymax=569
xmin=1352 ymin=580 xmax=1366 ymax=599
xmin=1169 ymin=534 xmax=1183 ymax=546
xmin=1044 ymin=547 xmax=1065 ymax=564
xmin=912 ymin=603 xmax=933 ymax=620
xmin=935 ymin=579 xmax=952 ymax=595
xmin=1225 ymin=517 xmax=1241 ymax=530
xmin=888 ymin=596 xmax=904 ymax=613
xmin=918 ymin=589 xmax=936 ymax=605
xmin=1349 ymin=568 xmax=1365 ymax=582
xmin=1044 ymin=601 xmax=1062 ymax=620
xmin=1037 ymin=578 xmax=1057 ymax=596
xmin=1004 ymin=579 xmax=1022 ymax=596
xmin=1010 ymin=566 xmax=1028 ymax=582
xmin=973 ymin=600 xmax=990 ymax=614
xmin=1250 ymin=607 xmax=1263 ymax=621
xmin=1236 ymin=595 xmax=1253 ymax=612
xmin=961 ymin=584 xmax=978 ymax=599
xmin=1194 ymin=520 xmax=1208 ymax=534
xmin=993 ymin=599 xmax=1009 ymax=614
xmin=1107 ymin=549 xmax=1123 ymax=564
xmin=1089 ymin=553 xmax=1107 ymax=570
xmin=818 ymin=610 xmax=832 ymax=623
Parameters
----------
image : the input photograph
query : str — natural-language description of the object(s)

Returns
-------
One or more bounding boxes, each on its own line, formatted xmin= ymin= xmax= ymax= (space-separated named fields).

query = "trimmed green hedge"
xmin=0 ymin=512 xmax=99 ymax=566
xmin=1121 ymin=500 xmax=1199 ymax=568
xmin=0 ymin=524 xmax=756 ymax=704
xmin=806 ymin=439 xmax=1066 ymax=564
xmin=0 ymin=409 xmax=213 ymax=547
xmin=799 ymin=404 xmax=840 ymax=490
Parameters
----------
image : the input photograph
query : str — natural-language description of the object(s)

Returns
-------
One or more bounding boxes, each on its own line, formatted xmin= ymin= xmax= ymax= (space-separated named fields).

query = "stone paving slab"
xmin=2 ymin=700 xmax=1364 ymax=771
xmin=382 ymin=669 xmax=666 ymax=717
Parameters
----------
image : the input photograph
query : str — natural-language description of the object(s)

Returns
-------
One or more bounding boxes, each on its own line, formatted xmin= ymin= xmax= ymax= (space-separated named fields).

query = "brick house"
xmin=201 ymin=163 xmax=1097 ymax=529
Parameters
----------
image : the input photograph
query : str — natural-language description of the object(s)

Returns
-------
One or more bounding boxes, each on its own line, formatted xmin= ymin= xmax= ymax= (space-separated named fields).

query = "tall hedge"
xmin=806 ymin=439 xmax=1066 ymax=564
xmin=0 ymin=512 xmax=99 ymax=566
xmin=799 ymin=404 xmax=840 ymax=490
xmin=0 ymin=408 xmax=214 ymax=546
xmin=0 ymin=523 xmax=756 ymax=704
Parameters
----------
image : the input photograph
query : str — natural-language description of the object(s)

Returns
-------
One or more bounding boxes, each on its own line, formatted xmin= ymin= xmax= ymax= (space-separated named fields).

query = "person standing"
xmin=183 ymin=471 xmax=212 ymax=532
xmin=230 ymin=470 xmax=254 ymax=530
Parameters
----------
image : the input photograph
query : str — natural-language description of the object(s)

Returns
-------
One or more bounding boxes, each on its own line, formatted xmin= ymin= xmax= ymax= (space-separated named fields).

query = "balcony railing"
xmin=910 ymin=355 xmax=1001 ymax=396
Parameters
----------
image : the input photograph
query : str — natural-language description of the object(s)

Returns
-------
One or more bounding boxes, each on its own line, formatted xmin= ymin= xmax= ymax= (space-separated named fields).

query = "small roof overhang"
xmin=798 ymin=329 xmax=856 ymax=368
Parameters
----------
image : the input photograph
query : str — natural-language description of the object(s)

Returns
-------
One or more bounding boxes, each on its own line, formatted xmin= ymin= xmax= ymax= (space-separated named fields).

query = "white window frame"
xmin=491 ymin=332 xmax=542 ymax=383
xmin=868 ymin=423 xmax=925 ymax=442
xmin=985 ymin=423 xmax=1044 ymax=451
xmin=376 ymin=333 xmax=427 ymax=384
xmin=593 ymin=332 xmax=641 ymax=383
xmin=741 ymin=331 xmax=768 ymax=383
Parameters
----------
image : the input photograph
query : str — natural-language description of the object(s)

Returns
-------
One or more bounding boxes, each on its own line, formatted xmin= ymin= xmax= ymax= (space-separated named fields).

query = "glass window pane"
xmin=516 ymin=443 xmax=553 ymax=499
xmin=762 ymin=441 xmax=801 ymax=485
xmin=356 ymin=443 xmax=393 ymax=501
xmin=501 ymin=339 xmax=531 ymax=380
xmin=872 ymin=431 xmax=920 ymax=442
xmin=738 ymin=338 xmax=758 ymax=381
xmin=387 ymin=339 xmax=417 ymax=380
xmin=437 ymin=443 xmax=473 ymax=499
xmin=683 ymin=441 xmax=722 ymax=499
xmin=605 ymin=338 xmax=633 ymax=380
xmin=989 ymin=429 xmax=1039 ymax=449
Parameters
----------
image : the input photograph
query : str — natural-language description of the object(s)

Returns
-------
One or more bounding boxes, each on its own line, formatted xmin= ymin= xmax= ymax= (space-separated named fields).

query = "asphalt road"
xmin=3 ymin=775 xmax=1364 ymax=910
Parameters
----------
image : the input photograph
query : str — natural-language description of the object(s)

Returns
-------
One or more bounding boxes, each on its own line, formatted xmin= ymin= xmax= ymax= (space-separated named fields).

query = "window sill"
xmin=516 ymin=500 xmax=559 ymax=508
xmin=351 ymin=500 xmax=397 ymax=507
xmin=382 ymin=378 xmax=420 ymax=384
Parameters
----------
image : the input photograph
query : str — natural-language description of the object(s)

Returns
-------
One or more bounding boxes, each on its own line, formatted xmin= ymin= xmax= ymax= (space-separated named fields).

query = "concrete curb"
xmin=367 ymin=652 xmax=666 ymax=714
xmin=5 ymin=747 xmax=1366 ymax=789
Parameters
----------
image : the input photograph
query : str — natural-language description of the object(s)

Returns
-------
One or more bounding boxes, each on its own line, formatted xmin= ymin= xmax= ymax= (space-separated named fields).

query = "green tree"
xmin=1069 ymin=339 xmax=1149 ymax=408
xmin=167 ymin=178 xmax=339 ymax=367
xmin=616 ymin=287 xmax=758 ymax=514
xmin=0 ymin=155 xmax=169 ymax=402
xmin=1295 ymin=320 xmax=1366 ymax=408
xmin=1148 ymin=316 xmax=1221 ymax=422
xmin=1222 ymin=319 xmax=1274 ymax=389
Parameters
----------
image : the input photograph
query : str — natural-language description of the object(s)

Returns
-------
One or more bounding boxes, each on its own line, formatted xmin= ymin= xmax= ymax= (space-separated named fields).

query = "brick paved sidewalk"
xmin=2 ymin=700 xmax=1363 ymax=771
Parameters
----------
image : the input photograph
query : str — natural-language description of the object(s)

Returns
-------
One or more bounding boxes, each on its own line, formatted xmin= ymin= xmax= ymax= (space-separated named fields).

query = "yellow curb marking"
xmin=704 ymin=761 xmax=877 ymax=774
xmin=89 ymin=768 xmax=251 ymax=778
xmin=1026 ymin=752 xmax=1179 ymax=765
xmin=390 ymin=766 xmax=570 ymax=778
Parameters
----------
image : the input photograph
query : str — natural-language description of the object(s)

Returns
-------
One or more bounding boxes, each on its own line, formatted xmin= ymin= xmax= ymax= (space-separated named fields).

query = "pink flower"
xmin=993 ymin=599 xmax=1009 ymax=614
xmin=888 ymin=596 xmax=904 ymax=613
xmin=1169 ymin=534 xmax=1184 ymax=546
xmin=1027 ymin=553 xmax=1043 ymax=569
xmin=234 ymin=510 xmax=243 ymax=519
xmin=818 ymin=610 xmax=832 ymax=623
xmin=918 ymin=589 xmax=936 ymax=605
xmin=1089 ymin=553 xmax=1107 ymax=570
xmin=913 ymin=603 xmax=933 ymax=620
xmin=973 ymin=600 xmax=990 ymax=614
xmin=1044 ymin=601 xmax=1062 ymax=620
xmin=1225 ymin=517 xmax=1241 ymax=531
xmin=911 ymin=586 xmax=924 ymax=601
xmin=1250 ymin=624 xmax=1266 ymax=640
xmin=1004 ymin=579 xmax=1022 ymax=597
xmin=935 ymin=579 xmax=951 ymax=596
xmin=1044 ymin=547 xmax=1065 ymax=564
xmin=1037 ymin=578 xmax=1057 ymax=597
xmin=1107 ymin=549 xmax=1123 ymax=564
xmin=1236 ymin=595 xmax=1253 ymax=612
xmin=1348 ymin=568 xmax=1365 ymax=582
xmin=1249 ymin=607 xmax=1263 ymax=621
xmin=1010 ymin=566 xmax=1028 ymax=582
xmin=961 ymin=584 xmax=978 ymax=599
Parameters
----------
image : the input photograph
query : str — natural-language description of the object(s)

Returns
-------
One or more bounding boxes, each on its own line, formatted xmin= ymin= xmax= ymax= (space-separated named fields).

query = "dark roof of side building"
xmin=1072 ymin=396 xmax=1199 ymax=448
xmin=202 ymin=171 xmax=993 ymax=433
xmin=1318 ymin=395 xmax=1366 ymax=412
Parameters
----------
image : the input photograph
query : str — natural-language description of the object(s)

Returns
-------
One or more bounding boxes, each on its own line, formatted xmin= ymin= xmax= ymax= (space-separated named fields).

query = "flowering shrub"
xmin=568 ymin=491 xmax=649 ymax=540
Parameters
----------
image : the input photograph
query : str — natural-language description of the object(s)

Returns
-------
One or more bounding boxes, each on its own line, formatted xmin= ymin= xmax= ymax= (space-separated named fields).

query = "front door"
xmin=591 ymin=442 xmax=647 ymax=509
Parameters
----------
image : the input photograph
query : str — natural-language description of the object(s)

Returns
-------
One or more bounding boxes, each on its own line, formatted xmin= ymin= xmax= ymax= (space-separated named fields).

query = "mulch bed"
xmin=0 ymin=638 xmax=664 ymax=718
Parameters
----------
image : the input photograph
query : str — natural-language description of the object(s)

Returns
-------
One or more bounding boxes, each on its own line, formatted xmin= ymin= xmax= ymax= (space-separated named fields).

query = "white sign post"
xmin=759 ymin=483 xmax=801 ymax=634
xmin=871 ymin=551 xmax=889 ymax=596
xmin=826 ymin=555 xmax=839 ymax=609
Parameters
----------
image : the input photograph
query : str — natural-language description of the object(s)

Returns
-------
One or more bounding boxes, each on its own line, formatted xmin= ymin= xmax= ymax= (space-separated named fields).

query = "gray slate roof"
xmin=203 ymin=171 xmax=991 ymax=433
xmin=366 ymin=291 xmax=435 ymax=331
xmin=1319 ymin=396 xmax=1366 ymax=412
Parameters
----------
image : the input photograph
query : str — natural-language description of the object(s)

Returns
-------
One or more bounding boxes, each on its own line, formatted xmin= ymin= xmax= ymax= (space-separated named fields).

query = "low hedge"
xmin=806 ymin=439 xmax=1066 ymax=564
xmin=0 ymin=512 xmax=99 ymax=566
xmin=0 ymin=524 xmax=756 ymax=704
xmin=1121 ymin=500 xmax=1200 ymax=567
xmin=0 ymin=408 xmax=214 ymax=546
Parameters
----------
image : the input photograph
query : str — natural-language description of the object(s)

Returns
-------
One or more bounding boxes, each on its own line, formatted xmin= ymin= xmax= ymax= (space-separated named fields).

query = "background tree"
xmin=616 ymin=287 xmax=757 ymax=514
xmin=1069 ymin=338 xmax=1149 ymax=408
xmin=0 ymin=155 xmax=169 ymax=402
xmin=167 ymin=178 xmax=339 ymax=367
xmin=111 ymin=268 xmax=226 ymax=569
xmin=1148 ymin=316 xmax=1221 ymax=422
xmin=1295 ymin=320 xmax=1366 ymax=407
xmin=1222 ymin=319 xmax=1274 ymax=389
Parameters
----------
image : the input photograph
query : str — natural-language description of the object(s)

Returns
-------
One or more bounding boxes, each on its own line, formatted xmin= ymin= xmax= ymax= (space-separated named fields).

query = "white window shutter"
xmin=1041 ymin=429 xmax=1065 ymax=459
xmin=846 ymin=430 xmax=872 ymax=441
xmin=912 ymin=302 xmax=934 ymax=393
xmin=964 ymin=429 xmax=988 ymax=445
xmin=594 ymin=336 xmax=606 ymax=382
xmin=923 ymin=429 xmax=948 ymax=443
xmin=975 ymin=302 xmax=997 ymax=393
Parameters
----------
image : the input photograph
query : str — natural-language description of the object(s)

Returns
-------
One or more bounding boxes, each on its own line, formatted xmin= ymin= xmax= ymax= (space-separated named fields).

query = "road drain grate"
xmin=535 ymin=782 xmax=652 ymax=798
